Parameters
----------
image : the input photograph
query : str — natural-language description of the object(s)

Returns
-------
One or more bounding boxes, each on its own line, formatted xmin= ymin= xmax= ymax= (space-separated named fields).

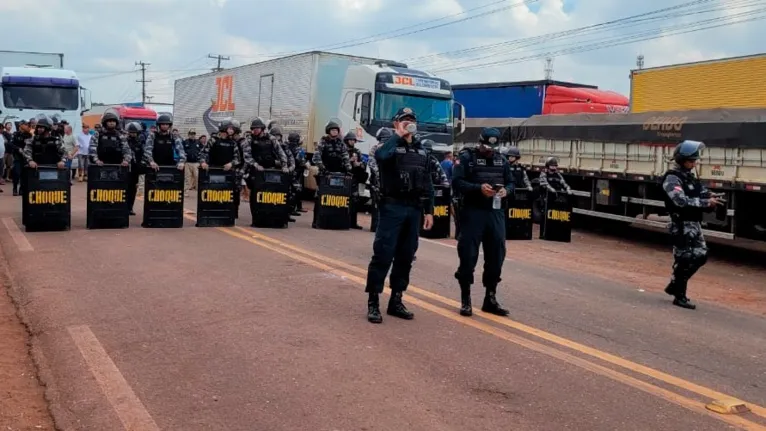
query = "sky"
xmin=0 ymin=0 xmax=763 ymax=104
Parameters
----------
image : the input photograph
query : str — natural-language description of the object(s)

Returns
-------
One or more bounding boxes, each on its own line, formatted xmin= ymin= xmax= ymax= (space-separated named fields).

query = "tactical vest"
xmin=661 ymin=168 xmax=703 ymax=222
xmin=510 ymin=164 xmax=525 ymax=187
xmin=97 ymin=132 xmax=123 ymax=164
xmin=185 ymin=140 xmax=200 ymax=163
xmin=544 ymin=171 xmax=565 ymax=191
xmin=210 ymin=138 xmax=236 ymax=167
xmin=152 ymin=133 xmax=175 ymax=165
xmin=463 ymin=149 xmax=506 ymax=209
xmin=380 ymin=143 xmax=429 ymax=200
xmin=250 ymin=136 xmax=276 ymax=169
xmin=31 ymin=136 xmax=61 ymax=165
xmin=321 ymin=138 xmax=345 ymax=172
xmin=128 ymin=136 xmax=143 ymax=165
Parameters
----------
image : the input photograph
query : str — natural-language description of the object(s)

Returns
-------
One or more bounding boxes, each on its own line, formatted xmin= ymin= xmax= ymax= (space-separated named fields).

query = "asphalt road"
xmin=2 ymin=184 xmax=766 ymax=431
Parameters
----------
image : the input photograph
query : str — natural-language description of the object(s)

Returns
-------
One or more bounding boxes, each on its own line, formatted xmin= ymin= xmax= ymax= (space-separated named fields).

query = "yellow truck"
xmin=630 ymin=53 xmax=766 ymax=113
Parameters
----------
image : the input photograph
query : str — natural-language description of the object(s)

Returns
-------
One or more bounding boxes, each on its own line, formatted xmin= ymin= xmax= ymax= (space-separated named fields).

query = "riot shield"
xmin=540 ymin=190 xmax=572 ymax=242
xmin=421 ymin=184 xmax=451 ymax=239
xmin=86 ymin=164 xmax=129 ymax=229
xmin=250 ymin=169 xmax=291 ymax=228
xmin=506 ymin=189 xmax=533 ymax=240
xmin=315 ymin=172 xmax=352 ymax=230
xmin=196 ymin=168 xmax=236 ymax=227
xmin=23 ymin=166 xmax=71 ymax=232
xmin=142 ymin=166 xmax=184 ymax=228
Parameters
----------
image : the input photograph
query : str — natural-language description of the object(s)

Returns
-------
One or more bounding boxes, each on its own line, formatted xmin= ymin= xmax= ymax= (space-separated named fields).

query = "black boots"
xmin=367 ymin=293 xmax=382 ymax=324
xmin=665 ymin=280 xmax=696 ymax=310
xmin=459 ymin=287 xmax=472 ymax=316
xmin=481 ymin=287 xmax=510 ymax=316
xmin=387 ymin=291 xmax=414 ymax=320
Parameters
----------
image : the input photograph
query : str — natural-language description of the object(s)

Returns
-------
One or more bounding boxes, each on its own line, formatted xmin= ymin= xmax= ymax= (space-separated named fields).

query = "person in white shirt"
xmin=76 ymin=124 xmax=92 ymax=181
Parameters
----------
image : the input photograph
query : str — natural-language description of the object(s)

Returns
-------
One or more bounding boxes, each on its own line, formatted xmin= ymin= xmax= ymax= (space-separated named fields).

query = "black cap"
xmin=392 ymin=107 xmax=416 ymax=122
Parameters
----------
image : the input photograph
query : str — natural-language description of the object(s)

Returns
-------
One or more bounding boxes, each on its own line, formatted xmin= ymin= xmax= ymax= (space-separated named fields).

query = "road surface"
xmin=1 ymin=183 xmax=765 ymax=431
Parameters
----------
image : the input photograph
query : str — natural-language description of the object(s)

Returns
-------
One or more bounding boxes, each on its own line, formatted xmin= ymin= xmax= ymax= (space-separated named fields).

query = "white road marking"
xmin=67 ymin=325 xmax=160 ymax=431
xmin=2 ymin=217 xmax=33 ymax=252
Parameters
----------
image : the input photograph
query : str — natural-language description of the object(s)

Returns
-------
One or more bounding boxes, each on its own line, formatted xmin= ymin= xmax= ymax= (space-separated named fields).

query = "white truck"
xmin=1 ymin=65 xmax=92 ymax=132
xmin=173 ymin=50 xmax=465 ymax=193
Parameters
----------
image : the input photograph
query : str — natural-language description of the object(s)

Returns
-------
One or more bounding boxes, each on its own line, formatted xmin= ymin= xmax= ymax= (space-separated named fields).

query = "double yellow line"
xmin=180 ymin=211 xmax=765 ymax=429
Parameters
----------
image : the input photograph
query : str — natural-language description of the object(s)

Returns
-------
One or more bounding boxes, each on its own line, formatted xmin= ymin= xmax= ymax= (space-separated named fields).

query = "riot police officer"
xmin=243 ymin=118 xmax=288 ymax=174
xmin=269 ymin=125 xmax=297 ymax=223
xmin=452 ymin=127 xmax=515 ymax=317
xmin=232 ymin=120 xmax=247 ymax=215
xmin=421 ymin=139 xmax=449 ymax=186
xmin=661 ymin=140 xmax=721 ymax=310
xmin=9 ymin=120 xmax=32 ymax=196
xmin=89 ymin=112 xmax=131 ymax=167
xmin=22 ymin=115 xmax=67 ymax=170
xmin=367 ymin=127 xmax=393 ymax=233
xmin=504 ymin=146 xmax=532 ymax=191
xmin=365 ymin=107 xmax=434 ymax=324
xmin=287 ymin=132 xmax=309 ymax=215
xmin=539 ymin=157 xmax=571 ymax=194
xmin=343 ymin=131 xmax=369 ymax=230
xmin=125 ymin=122 xmax=145 ymax=215
xmin=200 ymin=121 xmax=240 ymax=171
xmin=312 ymin=121 xmax=352 ymax=228
xmin=143 ymin=113 xmax=186 ymax=171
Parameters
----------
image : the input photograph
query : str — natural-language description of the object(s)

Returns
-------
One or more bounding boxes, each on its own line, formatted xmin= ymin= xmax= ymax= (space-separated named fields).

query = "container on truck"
xmin=630 ymin=53 xmax=766 ymax=113
xmin=509 ymin=108 xmax=766 ymax=242
xmin=173 ymin=50 xmax=465 ymax=195
xmin=1 ymin=66 xmax=92 ymax=133
xmin=453 ymin=80 xmax=628 ymax=144
xmin=0 ymin=50 xmax=64 ymax=69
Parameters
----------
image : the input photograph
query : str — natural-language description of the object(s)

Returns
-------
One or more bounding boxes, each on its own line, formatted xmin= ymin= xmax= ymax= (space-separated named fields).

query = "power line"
xmin=208 ymin=53 xmax=230 ymax=72
xmin=135 ymin=61 xmax=151 ymax=104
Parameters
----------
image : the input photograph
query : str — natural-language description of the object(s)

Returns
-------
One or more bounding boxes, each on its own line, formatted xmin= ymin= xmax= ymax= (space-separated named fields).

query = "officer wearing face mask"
xmin=343 ymin=131 xmax=369 ymax=230
xmin=89 ymin=112 xmax=131 ymax=167
xmin=452 ymin=127 xmax=515 ymax=318
xmin=538 ymin=157 xmax=571 ymax=195
xmin=143 ymin=113 xmax=186 ymax=171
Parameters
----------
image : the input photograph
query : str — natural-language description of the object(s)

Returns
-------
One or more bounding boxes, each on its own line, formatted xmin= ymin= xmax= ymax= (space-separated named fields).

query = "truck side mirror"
xmin=80 ymin=87 xmax=92 ymax=115
xmin=454 ymin=101 xmax=466 ymax=136
xmin=360 ymin=92 xmax=371 ymax=126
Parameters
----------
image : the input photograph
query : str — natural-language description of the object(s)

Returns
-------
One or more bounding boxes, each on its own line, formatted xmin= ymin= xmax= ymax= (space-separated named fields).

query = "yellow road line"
xmin=197 ymin=223 xmax=766 ymax=431
xmin=228 ymin=224 xmax=766 ymax=421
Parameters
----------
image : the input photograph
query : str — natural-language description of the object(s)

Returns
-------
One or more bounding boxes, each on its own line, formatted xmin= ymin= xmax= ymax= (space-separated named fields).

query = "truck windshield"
xmin=2 ymin=85 xmax=79 ymax=111
xmin=374 ymin=92 xmax=452 ymax=125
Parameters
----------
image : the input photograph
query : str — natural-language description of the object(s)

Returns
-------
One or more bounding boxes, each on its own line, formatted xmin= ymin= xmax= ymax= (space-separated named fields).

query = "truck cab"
xmin=1 ymin=66 xmax=91 ymax=131
xmin=338 ymin=60 xmax=465 ymax=156
xmin=104 ymin=105 xmax=158 ymax=130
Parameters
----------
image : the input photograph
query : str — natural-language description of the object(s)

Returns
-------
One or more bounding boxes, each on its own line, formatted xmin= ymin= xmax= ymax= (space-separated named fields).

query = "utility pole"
xmin=636 ymin=54 xmax=645 ymax=70
xmin=135 ymin=61 xmax=151 ymax=104
xmin=208 ymin=54 xmax=230 ymax=72
xmin=544 ymin=56 xmax=554 ymax=80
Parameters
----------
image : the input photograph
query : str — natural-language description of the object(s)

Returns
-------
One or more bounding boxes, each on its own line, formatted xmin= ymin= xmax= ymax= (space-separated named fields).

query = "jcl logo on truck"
xmin=201 ymin=190 xmax=233 ymax=203
xmin=89 ymin=189 xmax=125 ymax=204
xmin=148 ymin=190 xmax=182 ymax=204
xmin=257 ymin=191 xmax=287 ymax=205
xmin=28 ymin=191 xmax=67 ymax=205
xmin=213 ymin=75 xmax=235 ymax=112
xmin=320 ymin=195 xmax=349 ymax=208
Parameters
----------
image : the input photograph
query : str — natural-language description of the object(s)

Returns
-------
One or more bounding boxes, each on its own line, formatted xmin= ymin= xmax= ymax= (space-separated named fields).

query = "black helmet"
xmin=506 ymin=146 xmax=521 ymax=158
xmin=101 ymin=112 xmax=119 ymax=128
xmin=126 ymin=122 xmax=141 ymax=133
xmin=421 ymin=139 xmax=435 ymax=152
xmin=231 ymin=119 xmax=241 ymax=134
xmin=270 ymin=126 xmax=283 ymax=137
xmin=51 ymin=114 xmax=61 ymax=125
xmin=267 ymin=120 xmax=278 ymax=131
xmin=375 ymin=127 xmax=392 ymax=142
xmin=343 ymin=131 xmax=357 ymax=142
xmin=545 ymin=157 xmax=559 ymax=168
xmin=325 ymin=121 xmax=340 ymax=135
xmin=673 ymin=140 xmax=705 ymax=163
xmin=250 ymin=118 xmax=266 ymax=130
xmin=218 ymin=120 xmax=232 ymax=133
xmin=479 ymin=127 xmax=501 ymax=146
xmin=287 ymin=132 xmax=302 ymax=145
xmin=157 ymin=113 xmax=173 ymax=126
xmin=34 ymin=114 xmax=52 ymax=130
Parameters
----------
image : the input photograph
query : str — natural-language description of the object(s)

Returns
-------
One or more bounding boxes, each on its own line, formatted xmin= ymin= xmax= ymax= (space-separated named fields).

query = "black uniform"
xmin=311 ymin=122 xmax=352 ymax=228
xmin=344 ymin=131 xmax=369 ymax=230
xmin=452 ymin=128 xmax=514 ymax=317
xmin=287 ymin=132 xmax=307 ymax=214
xmin=126 ymin=132 xmax=144 ymax=215
xmin=9 ymin=128 xmax=31 ymax=195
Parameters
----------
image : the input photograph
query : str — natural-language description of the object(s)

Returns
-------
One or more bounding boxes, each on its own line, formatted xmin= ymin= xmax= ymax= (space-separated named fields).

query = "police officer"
xmin=125 ymin=122 xmax=144 ymax=215
xmin=539 ymin=157 xmax=571 ymax=194
xmin=50 ymin=114 xmax=63 ymax=139
xmin=287 ymin=132 xmax=309 ymax=215
xmin=200 ymin=121 xmax=240 ymax=171
xmin=661 ymin=140 xmax=721 ymax=310
xmin=232 ymin=120 xmax=247 ymax=216
xmin=22 ymin=115 xmax=67 ymax=170
xmin=421 ymin=139 xmax=449 ymax=186
xmin=367 ymin=127 xmax=392 ymax=233
xmin=270 ymin=125 xmax=297 ymax=223
xmin=452 ymin=127 xmax=515 ymax=317
xmin=452 ymin=145 xmax=472 ymax=238
xmin=365 ymin=107 xmax=434 ymax=324
xmin=343 ymin=131 xmax=369 ymax=230
xmin=504 ymin=147 xmax=532 ymax=191
xmin=9 ymin=120 xmax=32 ymax=196
xmin=143 ymin=113 xmax=186 ymax=171
xmin=312 ymin=121 xmax=352 ymax=228
xmin=89 ymin=112 xmax=131 ymax=167
xmin=243 ymin=118 xmax=288 ymax=174
xmin=183 ymin=129 xmax=201 ymax=195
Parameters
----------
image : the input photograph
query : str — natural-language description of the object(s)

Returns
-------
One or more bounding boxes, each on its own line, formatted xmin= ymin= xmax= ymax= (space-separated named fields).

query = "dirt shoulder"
xmin=0 ymin=246 xmax=55 ymax=430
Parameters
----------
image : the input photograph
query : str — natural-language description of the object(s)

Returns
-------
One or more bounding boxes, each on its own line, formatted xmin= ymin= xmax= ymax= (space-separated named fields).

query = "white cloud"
xmin=0 ymin=0 xmax=761 ymax=104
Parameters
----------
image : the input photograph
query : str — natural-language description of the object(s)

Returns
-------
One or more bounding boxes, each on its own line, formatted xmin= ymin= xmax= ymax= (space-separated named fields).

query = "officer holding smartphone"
xmin=451 ymin=127 xmax=515 ymax=317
